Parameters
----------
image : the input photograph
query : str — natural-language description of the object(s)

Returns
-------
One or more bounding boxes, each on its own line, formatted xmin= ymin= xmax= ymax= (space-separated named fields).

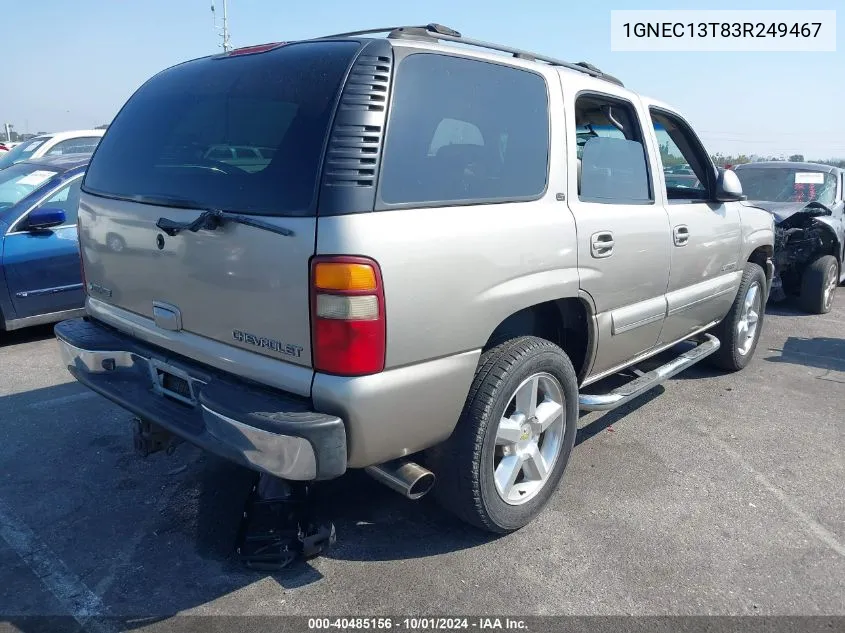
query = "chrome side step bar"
xmin=578 ymin=334 xmax=720 ymax=412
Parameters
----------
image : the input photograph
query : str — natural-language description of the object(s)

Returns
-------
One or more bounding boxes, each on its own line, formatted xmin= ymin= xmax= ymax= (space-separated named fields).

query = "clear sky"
xmin=3 ymin=0 xmax=843 ymax=158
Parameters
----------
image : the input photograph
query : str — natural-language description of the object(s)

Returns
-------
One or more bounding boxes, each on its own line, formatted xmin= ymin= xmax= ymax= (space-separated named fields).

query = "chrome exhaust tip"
xmin=365 ymin=459 xmax=436 ymax=500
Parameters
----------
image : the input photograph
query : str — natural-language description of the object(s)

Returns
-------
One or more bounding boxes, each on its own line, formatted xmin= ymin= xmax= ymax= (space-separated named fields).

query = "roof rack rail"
xmin=313 ymin=23 xmax=623 ymax=87
xmin=317 ymin=23 xmax=462 ymax=40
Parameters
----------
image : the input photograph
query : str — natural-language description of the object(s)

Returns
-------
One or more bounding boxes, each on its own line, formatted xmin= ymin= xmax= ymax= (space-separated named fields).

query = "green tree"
xmin=659 ymin=141 xmax=686 ymax=167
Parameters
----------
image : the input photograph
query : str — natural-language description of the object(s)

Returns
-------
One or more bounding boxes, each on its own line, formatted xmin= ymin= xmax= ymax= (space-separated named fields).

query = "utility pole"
xmin=211 ymin=0 xmax=231 ymax=52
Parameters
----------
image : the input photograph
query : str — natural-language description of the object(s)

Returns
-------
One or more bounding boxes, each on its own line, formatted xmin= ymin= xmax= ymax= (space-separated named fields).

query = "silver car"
xmin=56 ymin=24 xmax=775 ymax=533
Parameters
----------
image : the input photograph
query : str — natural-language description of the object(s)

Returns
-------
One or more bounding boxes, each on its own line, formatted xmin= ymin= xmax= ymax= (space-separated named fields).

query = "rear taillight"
xmin=310 ymin=256 xmax=385 ymax=376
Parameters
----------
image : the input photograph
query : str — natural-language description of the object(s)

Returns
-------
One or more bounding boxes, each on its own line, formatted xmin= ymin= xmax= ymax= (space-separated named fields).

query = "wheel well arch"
xmin=747 ymin=245 xmax=774 ymax=283
xmin=483 ymin=298 xmax=593 ymax=382
xmin=815 ymin=222 xmax=843 ymax=262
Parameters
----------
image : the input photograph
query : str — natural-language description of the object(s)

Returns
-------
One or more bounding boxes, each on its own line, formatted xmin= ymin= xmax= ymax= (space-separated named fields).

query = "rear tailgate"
xmin=79 ymin=195 xmax=316 ymax=365
xmin=77 ymin=39 xmax=363 ymax=382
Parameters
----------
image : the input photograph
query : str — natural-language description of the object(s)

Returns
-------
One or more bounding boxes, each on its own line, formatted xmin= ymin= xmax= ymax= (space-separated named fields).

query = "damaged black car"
xmin=734 ymin=162 xmax=845 ymax=314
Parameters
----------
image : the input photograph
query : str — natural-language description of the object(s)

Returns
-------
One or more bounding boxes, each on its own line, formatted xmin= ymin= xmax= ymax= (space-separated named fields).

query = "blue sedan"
xmin=0 ymin=154 xmax=90 ymax=332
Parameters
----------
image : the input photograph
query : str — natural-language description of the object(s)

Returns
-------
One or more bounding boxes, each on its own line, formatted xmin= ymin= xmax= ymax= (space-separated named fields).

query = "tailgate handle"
xmin=156 ymin=210 xmax=295 ymax=238
xmin=153 ymin=301 xmax=183 ymax=332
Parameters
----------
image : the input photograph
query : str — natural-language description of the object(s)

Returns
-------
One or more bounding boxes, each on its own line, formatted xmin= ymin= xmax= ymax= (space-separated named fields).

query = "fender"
xmin=738 ymin=203 xmax=775 ymax=264
xmin=577 ymin=288 xmax=600 ymax=381
xmin=813 ymin=216 xmax=844 ymax=263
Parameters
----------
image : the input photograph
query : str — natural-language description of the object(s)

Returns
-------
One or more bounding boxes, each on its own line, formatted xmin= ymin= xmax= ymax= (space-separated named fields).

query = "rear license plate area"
xmin=150 ymin=360 xmax=197 ymax=406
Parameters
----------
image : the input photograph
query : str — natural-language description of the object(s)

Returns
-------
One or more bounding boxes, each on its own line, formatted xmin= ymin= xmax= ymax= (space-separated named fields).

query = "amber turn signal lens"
xmin=314 ymin=262 xmax=377 ymax=292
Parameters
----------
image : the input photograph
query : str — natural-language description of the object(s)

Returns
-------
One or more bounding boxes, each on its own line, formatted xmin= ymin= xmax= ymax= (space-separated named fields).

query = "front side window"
xmin=206 ymin=147 xmax=233 ymax=160
xmin=35 ymin=178 xmax=83 ymax=225
xmin=380 ymin=53 xmax=550 ymax=206
xmin=649 ymin=109 xmax=713 ymax=201
xmin=234 ymin=147 xmax=259 ymax=159
xmin=575 ymin=94 xmax=652 ymax=204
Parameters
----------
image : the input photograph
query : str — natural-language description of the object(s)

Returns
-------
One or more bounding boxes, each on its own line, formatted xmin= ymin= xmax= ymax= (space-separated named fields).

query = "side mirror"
xmin=713 ymin=167 xmax=746 ymax=202
xmin=27 ymin=207 xmax=66 ymax=230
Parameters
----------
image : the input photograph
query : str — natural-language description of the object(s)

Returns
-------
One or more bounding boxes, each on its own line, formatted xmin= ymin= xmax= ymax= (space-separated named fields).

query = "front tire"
xmin=428 ymin=336 xmax=578 ymax=534
xmin=708 ymin=262 xmax=767 ymax=372
xmin=799 ymin=254 xmax=838 ymax=315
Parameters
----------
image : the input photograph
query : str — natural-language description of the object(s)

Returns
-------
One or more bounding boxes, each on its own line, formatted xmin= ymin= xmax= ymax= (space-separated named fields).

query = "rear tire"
xmin=799 ymin=254 xmax=838 ymax=315
xmin=708 ymin=262 xmax=767 ymax=372
xmin=428 ymin=336 xmax=578 ymax=534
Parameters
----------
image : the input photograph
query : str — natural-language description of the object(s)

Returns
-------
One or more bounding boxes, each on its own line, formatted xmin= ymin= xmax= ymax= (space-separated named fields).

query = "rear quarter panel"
xmin=312 ymin=65 xmax=583 ymax=466
xmin=313 ymin=198 xmax=580 ymax=467
xmin=315 ymin=201 xmax=579 ymax=369
xmin=315 ymin=63 xmax=577 ymax=370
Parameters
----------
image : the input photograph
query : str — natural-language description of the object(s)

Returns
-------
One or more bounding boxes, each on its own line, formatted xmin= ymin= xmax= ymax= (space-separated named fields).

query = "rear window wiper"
xmin=143 ymin=195 xmax=294 ymax=238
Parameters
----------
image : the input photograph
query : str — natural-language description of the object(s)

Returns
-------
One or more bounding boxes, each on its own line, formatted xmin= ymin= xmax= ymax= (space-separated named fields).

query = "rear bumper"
xmin=54 ymin=318 xmax=347 ymax=481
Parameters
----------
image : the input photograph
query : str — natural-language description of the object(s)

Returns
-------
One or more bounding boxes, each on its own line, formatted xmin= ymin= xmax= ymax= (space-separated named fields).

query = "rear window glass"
xmin=46 ymin=136 xmax=101 ymax=156
xmin=83 ymin=41 xmax=360 ymax=216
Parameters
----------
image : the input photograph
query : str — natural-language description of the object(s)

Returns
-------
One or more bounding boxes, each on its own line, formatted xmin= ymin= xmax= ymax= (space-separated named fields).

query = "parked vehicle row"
xmin=0 ymin=154 xmax=89 ymax=330
xmin=0 ymin=129 xmax=104 ymax=170
xmin=0 ymin=129 xmax=107 ymax=329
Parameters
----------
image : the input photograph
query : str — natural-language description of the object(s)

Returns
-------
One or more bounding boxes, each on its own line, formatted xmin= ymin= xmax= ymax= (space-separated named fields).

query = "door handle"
xmin=590 ymin=231 xmax=615 ymax=258
xmin=673 ymin=225 xmax=689 ymax=246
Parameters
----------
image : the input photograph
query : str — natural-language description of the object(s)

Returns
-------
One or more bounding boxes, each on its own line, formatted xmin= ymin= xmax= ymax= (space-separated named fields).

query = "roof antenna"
xmin=211 ymin=0 xmax=232 ymax=52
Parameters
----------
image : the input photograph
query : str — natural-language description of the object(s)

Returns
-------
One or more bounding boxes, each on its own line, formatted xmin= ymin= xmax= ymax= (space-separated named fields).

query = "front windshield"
xmin=0 ymin=163 xmax=59 ymax=211
xmin=0 ymin=136 xmax=50 ymax=170
xmin=735 ymin=167 xmax=838 ymax=205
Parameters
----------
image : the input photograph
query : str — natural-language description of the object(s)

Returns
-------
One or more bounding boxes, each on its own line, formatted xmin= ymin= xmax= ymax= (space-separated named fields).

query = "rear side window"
xmin=83 ymin=41 xmax=360 ymax=217
xmin=379 ymin=53 xmax=549 ymax=206
xmin=575 ymin=94 xmax=652 ymax=204
xmin=46 ymin=137 xmax=101 ymax=156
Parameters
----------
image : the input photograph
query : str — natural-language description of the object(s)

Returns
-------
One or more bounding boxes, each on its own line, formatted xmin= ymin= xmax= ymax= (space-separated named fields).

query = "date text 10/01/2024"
xmin=622 ymin=22 xmax=823 ymax=38
xmin=307 ymin=618 xmax=528 ymax=630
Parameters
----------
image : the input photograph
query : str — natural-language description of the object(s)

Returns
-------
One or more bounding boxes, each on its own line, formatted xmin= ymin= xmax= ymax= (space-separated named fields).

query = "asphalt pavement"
xmin=0 ymin=295 xmax=843 ymax=626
